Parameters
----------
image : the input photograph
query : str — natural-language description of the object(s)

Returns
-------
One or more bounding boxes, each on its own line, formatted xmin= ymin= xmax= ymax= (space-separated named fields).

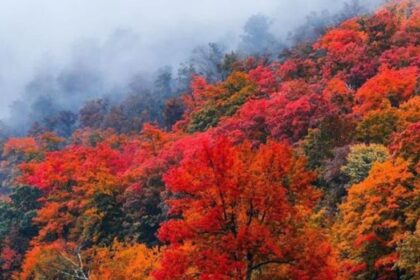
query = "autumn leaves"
xmin=0 ymin=0 xmax=419 ymax=279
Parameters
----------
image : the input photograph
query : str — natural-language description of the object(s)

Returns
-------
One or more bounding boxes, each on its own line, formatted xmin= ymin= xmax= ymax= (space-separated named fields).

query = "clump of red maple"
xmin=0 ymin=1 xmax=419 ymax=279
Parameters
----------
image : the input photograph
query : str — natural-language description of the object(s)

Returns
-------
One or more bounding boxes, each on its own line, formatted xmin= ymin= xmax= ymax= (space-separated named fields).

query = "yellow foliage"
xmin=89 ymin=242 xmax=161 ymax=280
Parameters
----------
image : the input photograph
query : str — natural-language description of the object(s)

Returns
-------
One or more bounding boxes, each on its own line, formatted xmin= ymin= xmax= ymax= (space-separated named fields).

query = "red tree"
xmin=154 ymin=137 xmax=337 ymax=279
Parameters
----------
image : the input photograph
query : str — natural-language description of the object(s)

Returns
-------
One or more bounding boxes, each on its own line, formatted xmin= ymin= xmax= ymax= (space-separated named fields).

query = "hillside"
xmin=0 ymin=1 xmax=419 ymax=279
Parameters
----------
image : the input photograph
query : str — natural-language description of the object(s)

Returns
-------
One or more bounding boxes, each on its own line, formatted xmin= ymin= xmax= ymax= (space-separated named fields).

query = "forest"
xmin=0 ymin=0 xmax=419 ymax=279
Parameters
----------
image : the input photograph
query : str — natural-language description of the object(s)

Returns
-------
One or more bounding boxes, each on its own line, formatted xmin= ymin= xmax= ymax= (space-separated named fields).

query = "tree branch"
xmin=250 ymin=259 xmax=293 ymax=272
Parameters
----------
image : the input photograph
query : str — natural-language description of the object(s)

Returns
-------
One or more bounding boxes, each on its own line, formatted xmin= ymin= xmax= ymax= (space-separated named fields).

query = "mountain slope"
xmin=0 ymin=0 xmax=419 ymax=279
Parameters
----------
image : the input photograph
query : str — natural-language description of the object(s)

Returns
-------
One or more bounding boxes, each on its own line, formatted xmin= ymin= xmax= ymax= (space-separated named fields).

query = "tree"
xmin=353 ymin=67 xmax=418 ymax=115
xmin=267 ymin=93 xmax=331 ymax=142
xmin=103 ymin=92 xmax=161 ymax=134
xmin=334 ymin=158 xmax=419 ymax=279
xmin=163 ymin=97 xmax=185 ymax=129
xmin=216 ymin=98 xmax=270 ymax=145
xmin=288 ymin=10 xmax=334 ymax=45
xmin=154 ymin=138 xmax=337 ymax=279
xmin=3 ymin=137 xmax=39 ymax=159
xmin=314 ymin=18 xmax=374 ymax=87
xmin=19 ymin=143 xmax=133 ymax=247
xmin=390 ymin=122 xmax=420 ymax=167
xmin=288 ymin=0 xmax=367 ymax=45
xmin=0 ymin=186 xmax=42 ymax=279
xmin=1 ymin=137 xmax=42 ymax=191
xmin=89 ymin=242 xmax=160 ymax=280
xmin=19 ymin=240 xmax=88 ymax=280
xmin=219 ymin=52 xmax=240 ymax=80
xmin=79 ymin=99 xmax=110 ymax=129
xmin=190 ymin=43 xmax=225 ymax=83
xmin=380 ymin=45 xmax=420 ymax=69
xmin=321 ymin=146 xmax=351 ymax=211
xmin=43 ymin=110 xmax=78 ymax=137
xmin=341 ymin=144 xmax=389 ymax=185
xmin=154 ymin=66 xmax=173 ymax=99
xmin=396 ymin=221 xmax=420 ymax=279
xmin=120 ymin=166 xmax=166 ymax=246
xmin=248 ymin=66 xmax=278 ymax=96
xmin=175 ymin=62 xmax=196 ymax=94
xmin=186 ymin=72 xmax=256 ymax=133
xmin=355 ymin=108 xmax=402 ymax=144
xmin=238 ymin=14 xmax=283 ymax=56
xmin=322 ymin=77 xmax=354 ymax=115
xmin=302 ymin=115 xmax=354 ymax=169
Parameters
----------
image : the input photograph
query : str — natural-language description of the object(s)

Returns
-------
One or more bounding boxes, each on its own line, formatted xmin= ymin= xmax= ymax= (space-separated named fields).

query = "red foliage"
xmin=323 ymin=77 xmax=354 ymax=114
xmin=216 ymin=98 xmax=269 ymax=145
xmin=154 ymin=137 xmax=335 ymax=279
xmin=0 ymin=246 xmax=18 ymax=270
xmin=267 ymin=93 xmax=331 ymax=141
xmin=1 ymin=1 xmax=419 ymax=279
xmin=248 ymin=65 xmax=278 ymax=95
xmin=354 ymin=67 xmax=418 ymax=114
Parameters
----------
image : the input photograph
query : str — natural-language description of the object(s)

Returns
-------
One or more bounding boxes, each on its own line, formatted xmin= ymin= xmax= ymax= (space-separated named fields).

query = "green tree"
xmin=397 ymin=222 xmax=420 ymax=279
xmin=355 ymin=109 xmax=402 ymax=144
xmin=341 ymin=144 xmax=389 ymax=185
xmin=0 ymin=186 xmax=42 ymax=278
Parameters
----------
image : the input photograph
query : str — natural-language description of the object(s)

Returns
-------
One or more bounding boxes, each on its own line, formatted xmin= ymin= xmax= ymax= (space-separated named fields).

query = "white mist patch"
xmin=0 ymin=0 xmax=384 ymax=123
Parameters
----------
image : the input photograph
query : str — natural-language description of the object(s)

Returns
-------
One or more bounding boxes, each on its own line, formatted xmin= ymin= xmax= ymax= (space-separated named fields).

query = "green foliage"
xmin=219 ymin=52 xmax=239 ymax=79
xmin=187 ymin=105 xmax=219 ymax=132
xmin=302 ymin=116 xmax=354 ymax=169
xmin=79 ymin=192 xmax=125 ymax=246
xmin=121 ymin=174 xmax=165 ymax=246
xmin=187 ymin=72 xmax=256 ymax=132
xmin=355 ymin=109 xmax=401 ymax=144
xmin=341 ymin=144 xmax=389 ymax=185
xmin=0 ymin=186 xmax=42 ymax=278
xmin=0 ymin=186 xmax=42 ymax=239
xmin=163 ymin=97 xmax=184 ymax=129
xmin=397 ymin=225 xmax=420 ymax=278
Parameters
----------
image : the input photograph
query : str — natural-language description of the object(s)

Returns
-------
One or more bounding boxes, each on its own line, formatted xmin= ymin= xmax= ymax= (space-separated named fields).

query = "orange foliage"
xmin=0 ymin=1 xmax=419 ymax=279
xmin=334 ymin=158 xmax=419 ymax=278
xmin=3 ymin=137 xmax=38 ymax=157
xmin=354 ymin=67 xmax=418 ymax=114
xmin=90 ymin=242 xmax=160 ymax=280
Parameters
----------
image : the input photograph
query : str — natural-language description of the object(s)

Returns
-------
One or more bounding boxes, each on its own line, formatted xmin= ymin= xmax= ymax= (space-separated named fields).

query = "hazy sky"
xmin=0 ymin=0 xmax=379 ymax=119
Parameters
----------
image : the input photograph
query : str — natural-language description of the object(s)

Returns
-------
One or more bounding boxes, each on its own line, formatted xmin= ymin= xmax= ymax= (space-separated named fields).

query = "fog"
xmin=0 ymin=0 xmax=384 ymax=125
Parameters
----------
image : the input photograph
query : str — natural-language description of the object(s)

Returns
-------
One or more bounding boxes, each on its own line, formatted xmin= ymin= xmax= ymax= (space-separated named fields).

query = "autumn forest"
xmin=0 ymin=0 xmax=419 ymax=279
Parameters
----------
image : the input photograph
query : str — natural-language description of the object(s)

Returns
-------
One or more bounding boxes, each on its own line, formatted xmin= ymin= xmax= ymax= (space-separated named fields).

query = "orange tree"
xmin=334 ymin=158 xmax=419 ymax=279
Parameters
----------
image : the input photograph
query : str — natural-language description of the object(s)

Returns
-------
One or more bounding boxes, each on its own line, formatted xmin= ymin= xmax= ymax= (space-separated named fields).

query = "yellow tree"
xmin=89 ymin=242 xmax=160 ymax=280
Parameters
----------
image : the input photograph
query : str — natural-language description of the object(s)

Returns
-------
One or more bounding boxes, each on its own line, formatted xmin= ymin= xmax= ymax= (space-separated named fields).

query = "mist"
xmin=0 ymin=0 xmax=384 ymax=131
